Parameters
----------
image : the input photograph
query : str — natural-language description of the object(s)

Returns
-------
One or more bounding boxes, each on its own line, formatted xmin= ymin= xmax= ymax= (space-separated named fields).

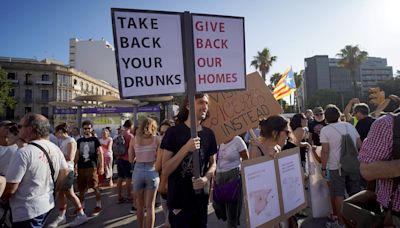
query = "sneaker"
xmin=129 ymin=206 xmax=136 ymax=214
xmin=47 ymin=215 xmax=66 ymax=228
xmin=70 ymin=213 xmax=88 ymax=227
xmin=91 ymin=207 xmax=103 ymax=217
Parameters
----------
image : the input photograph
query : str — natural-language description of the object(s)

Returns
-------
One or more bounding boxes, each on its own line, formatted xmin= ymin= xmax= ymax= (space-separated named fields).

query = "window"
xmin=7 ymin=73 xmax=16 ymax=80
xmin=42 ymin=74 xmax=49 ymax=81
xmin=41 ymin=107 xmax=49 ymax=117
xmin=74 ymin=79 xmax=77 ymax=85
xmin=41 ymin=90 xmax=49 ymax=101
xmin=25 ymin=89 xmax=32 ymax=102
xmin=5 ymin=107 xmax=14 ymax=119
xmin=24 ymin=107 xmax=32 ymax=114
xmin=63 ymin=90 xmax=67 ymax=101
xmin=25 ymin=73 xmax=32 ymax=85
xmin=96 ymin=87 xmax=98 ymax=94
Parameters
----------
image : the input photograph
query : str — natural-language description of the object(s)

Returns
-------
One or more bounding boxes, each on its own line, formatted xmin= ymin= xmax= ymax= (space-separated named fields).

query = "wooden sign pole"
xmin=183 ymin=12 xmax=201 ymax=180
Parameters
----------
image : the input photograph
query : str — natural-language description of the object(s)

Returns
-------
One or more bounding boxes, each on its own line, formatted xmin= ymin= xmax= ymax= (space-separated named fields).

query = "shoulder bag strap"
xmin=388 ymin=114 xmax=400 ymax=210
xmin=257 ymin=145 xmax=265 ymax=156
xmin=29 ymin=142 xmax=56 ymax=187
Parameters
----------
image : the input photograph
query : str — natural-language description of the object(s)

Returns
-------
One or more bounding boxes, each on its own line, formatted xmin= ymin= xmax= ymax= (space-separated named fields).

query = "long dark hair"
xmin=259 ymin=115 xmax=288 ymax=140
xmin=290 ymin=113 xmax=306 ymax=131
xmin=55 ymin=123 xmax=69 ymax=133
xmin=175 ymin=93 xmax=208 ymax=124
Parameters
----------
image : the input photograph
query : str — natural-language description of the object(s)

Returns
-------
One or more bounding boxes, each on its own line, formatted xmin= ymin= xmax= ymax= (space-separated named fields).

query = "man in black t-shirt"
xmin=160 ymin=93 xmax=217 ymax=228
xmin=353 ymin=103 xmax=375 ymax=142
xmin=308 ymin=106 xmax=326 ymax=146
xmin=76 ymin=120 xmax=104 ymax=216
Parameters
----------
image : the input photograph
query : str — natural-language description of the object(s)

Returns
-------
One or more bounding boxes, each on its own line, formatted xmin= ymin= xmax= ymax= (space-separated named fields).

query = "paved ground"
xmin=45 ymin=183 xmax=331 ymax=228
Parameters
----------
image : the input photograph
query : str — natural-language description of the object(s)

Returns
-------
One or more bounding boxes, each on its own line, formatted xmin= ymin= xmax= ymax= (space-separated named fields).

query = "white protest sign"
xmin=112 ymin=9 xmax=185 ymax=98
xmin=278 ymin=151 xmax=306 ymax=214
xmin=243 ymin=158 xmax=281 ymax=228
xmin=192 ymin=15 xmax=245 ymax=92
xmin=241 ymin=147 xmax=307 ymax=227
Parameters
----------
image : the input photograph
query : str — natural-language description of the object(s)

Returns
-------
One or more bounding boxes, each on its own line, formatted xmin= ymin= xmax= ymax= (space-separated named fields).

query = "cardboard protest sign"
xmin=241 ymin=147 xmax=307 ymax=227
xmin=276 ymin=148 xmax=307 ymax=218
xmin=202 ymin=72 xmax=282 ymax=144
xmin=241 ymin=155 xmax=281 ymax=228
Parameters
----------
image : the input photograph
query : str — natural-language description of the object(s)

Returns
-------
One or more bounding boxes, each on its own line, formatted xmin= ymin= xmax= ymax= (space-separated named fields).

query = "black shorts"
xmin=117 ymin=159 xmax=132 ymax=179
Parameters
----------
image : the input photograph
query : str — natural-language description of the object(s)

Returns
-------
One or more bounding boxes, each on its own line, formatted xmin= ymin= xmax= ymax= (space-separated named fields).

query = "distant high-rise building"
xmin=304 ymin=55 xmax=393 ymax=106
xmin=69 ymin=38 xmax=118 ymax=87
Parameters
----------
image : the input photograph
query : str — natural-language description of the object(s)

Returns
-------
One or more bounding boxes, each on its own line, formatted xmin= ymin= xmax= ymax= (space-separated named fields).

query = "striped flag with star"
xmin=272 ymin=67 xmax=296 ymax=100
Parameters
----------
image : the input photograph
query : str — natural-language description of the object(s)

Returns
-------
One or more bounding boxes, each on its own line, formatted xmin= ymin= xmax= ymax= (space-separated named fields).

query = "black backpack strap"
xmin=29 ymin=142 xmax=56 ymax=187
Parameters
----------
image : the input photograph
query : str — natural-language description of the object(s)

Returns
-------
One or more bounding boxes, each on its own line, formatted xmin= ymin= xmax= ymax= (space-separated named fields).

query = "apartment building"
xmin=0 ymin=57 xmax=119 ymax=123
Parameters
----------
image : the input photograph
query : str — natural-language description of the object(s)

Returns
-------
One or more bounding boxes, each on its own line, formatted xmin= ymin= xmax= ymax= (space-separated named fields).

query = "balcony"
xmin=36 ymin=80 xmax=53 ymax=85
xmin=23 ymin=98 xmax=33 ymax=103
xmin=8 ymin=79 xmax=19 ymax=85
xmin=36 ymin=98 xmax=50 ymax=104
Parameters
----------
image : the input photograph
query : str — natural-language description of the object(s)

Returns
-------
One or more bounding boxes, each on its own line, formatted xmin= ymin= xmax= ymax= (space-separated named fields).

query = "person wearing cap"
xmin=308 ymin=107 xmax=327 ymax=146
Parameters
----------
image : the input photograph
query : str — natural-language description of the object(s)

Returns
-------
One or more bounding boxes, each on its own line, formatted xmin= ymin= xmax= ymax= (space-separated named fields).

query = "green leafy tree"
xmin=294 ymin=70 xmax=303 ymax=89
xmin=337 ymin=45 xmax=368 ymax=97
xmin=377 ymin=77 xmax=400 ymax=97
xmin=267 ymin=72 xmax=281 ymax=91
xmin=307 ymin=89 xmax=344 ymax=110
xmin=250 ymin=48 xmax=277 ymax=82
xmin=0 ymin=68 xmax=15 ymax=114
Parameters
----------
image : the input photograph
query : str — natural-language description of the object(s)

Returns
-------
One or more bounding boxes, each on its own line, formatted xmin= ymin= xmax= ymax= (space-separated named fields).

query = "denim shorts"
xmin=132 ymin=162 xmax=159 ymax=192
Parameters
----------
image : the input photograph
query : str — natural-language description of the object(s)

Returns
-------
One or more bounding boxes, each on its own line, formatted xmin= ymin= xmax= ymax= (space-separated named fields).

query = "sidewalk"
xmin=46 ymin=184 xmax=331 ymax=227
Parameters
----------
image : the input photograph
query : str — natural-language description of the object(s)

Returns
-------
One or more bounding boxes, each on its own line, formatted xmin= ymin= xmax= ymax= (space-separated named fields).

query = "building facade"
xmin=69 ymin=38 xmax=118 ymax=87
xmin=304 ymin=55 xmax=393 ymax=105
xmin=0 ymin=57 xmax=119 ymax=123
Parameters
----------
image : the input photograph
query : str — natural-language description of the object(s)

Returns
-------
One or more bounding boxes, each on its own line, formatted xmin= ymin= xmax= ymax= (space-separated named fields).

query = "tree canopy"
xmin=250 ymin=47 xmax=277 ymax=82
xmin=0 ymin=68 xmax=15 ymax=114
xmin=336 ymin=45 xmax=368 ymax=97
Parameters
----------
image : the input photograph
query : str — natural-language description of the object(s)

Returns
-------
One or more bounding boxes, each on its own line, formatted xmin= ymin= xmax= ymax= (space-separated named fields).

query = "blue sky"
xmin=1 ymin=0 xmax=399 ymax=82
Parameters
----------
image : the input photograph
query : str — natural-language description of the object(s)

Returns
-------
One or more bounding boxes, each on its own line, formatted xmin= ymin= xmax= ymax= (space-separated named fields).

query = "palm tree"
xmin=250 ymin=48 xmax=277 ymax=82
xmin=337 ymin=45 xmax=368 ymax=97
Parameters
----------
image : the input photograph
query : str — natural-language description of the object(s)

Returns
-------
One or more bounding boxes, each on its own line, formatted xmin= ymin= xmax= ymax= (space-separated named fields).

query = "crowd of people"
xmin=0 ymin=93 xmax=399 ymax=228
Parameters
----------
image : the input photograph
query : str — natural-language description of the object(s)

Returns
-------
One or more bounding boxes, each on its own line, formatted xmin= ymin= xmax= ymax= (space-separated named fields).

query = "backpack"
xmin=113 ymin=134 xmax=127 ymax=156
xmin=330 ymin=124 xmax=360 ymax=174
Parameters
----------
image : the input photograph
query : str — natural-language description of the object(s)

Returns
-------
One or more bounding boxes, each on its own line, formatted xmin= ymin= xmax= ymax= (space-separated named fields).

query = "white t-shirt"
xmin=320 ymin=122 xmax=360 ymax=170
xmin=5 ymin=139 xmax=68 ymax=222
xmin=0 ymin=144 xmax=18 ymax=176
xmin=59 ymin=136 xmax=76 ymax=170
xmin=216 ymin=136 xmax=247 ymax=173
